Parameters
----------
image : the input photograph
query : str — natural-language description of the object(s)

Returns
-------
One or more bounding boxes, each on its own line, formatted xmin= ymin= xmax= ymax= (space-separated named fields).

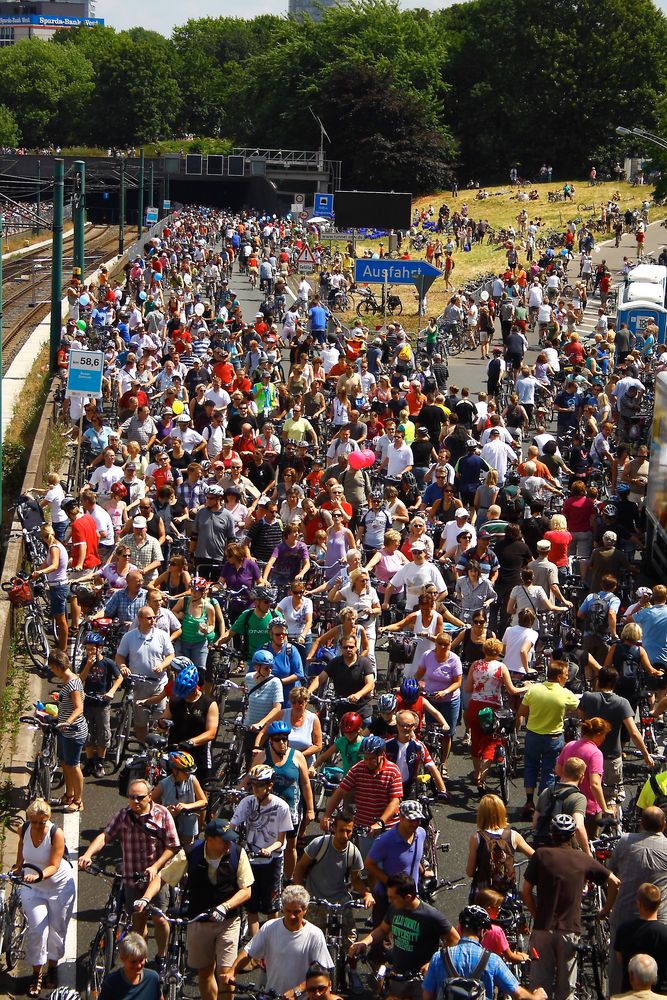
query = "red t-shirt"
xmin=563 ymin=495 xmax=595 ymax=534
xmin=70 ymin=513 xmax=100 ymax=569
xmin=543 ymin=528 xmax=573 ymax=568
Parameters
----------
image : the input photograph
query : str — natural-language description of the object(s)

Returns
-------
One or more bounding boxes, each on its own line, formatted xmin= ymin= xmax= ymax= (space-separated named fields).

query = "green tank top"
xmin=181 ymin=596 xmax=213 ymax=644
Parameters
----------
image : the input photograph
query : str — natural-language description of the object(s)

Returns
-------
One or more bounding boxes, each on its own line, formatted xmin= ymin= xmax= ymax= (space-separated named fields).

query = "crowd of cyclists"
xmin=6 ymin=203 xmax=667 ymax=1000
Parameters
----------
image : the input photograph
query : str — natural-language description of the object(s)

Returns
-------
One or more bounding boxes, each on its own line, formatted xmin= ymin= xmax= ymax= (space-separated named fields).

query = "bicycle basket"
xmin=321 ymin=766 xmax=344 ymax=785
xmin=494 ymin=709 xmax=514 ymax=736
xmin=388 ymin=635 xmax=417 ymax=664
xmin=4 ymin=577 xmax=34 ymax=607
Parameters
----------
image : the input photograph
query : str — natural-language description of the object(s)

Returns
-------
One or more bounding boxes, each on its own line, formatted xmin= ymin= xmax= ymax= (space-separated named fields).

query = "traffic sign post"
xmin=66 ymin=350 xmax=105 ymax=397
xmin=296 ymin=243 xmax=317 ymax=273
xmin=145 ymin=207 xmax=158 ymax=225
xmin=162 ymin=199 xmax=171 ymax=211
xmin=314 ymin=193 xmax=334 ymax=217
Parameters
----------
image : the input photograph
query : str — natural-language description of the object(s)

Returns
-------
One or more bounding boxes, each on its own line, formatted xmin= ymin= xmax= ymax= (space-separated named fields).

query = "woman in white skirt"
xmin=14 ymin=797 xmax=76 ymax=995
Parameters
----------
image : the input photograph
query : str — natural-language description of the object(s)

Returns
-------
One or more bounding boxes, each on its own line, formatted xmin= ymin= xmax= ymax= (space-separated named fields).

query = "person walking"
xmin=48 ymin=649 xmax=88 ymax=813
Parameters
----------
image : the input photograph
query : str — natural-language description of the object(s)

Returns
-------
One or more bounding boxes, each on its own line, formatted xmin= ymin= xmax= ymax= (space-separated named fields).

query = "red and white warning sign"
xmin=296 ymin=243 xmax=317 ymax=273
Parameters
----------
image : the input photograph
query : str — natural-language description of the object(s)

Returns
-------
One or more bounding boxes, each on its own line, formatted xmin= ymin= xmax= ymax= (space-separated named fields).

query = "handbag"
xmin=160 ymin=848 xmax=188 ymax=887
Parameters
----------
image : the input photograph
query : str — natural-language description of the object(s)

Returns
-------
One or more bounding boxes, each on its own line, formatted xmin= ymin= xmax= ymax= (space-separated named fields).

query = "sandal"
xmin=64 ymin=800 xmax=84 ymax=813
xmin=44 ymin=967 xmax=58 ymax=990
xmin=28 ymin=971 xmax=43 ymax=997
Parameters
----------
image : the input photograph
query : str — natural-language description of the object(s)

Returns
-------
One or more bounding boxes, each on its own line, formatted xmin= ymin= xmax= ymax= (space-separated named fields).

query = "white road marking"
xmin=60 ymin=810 xmax=80 ymax=988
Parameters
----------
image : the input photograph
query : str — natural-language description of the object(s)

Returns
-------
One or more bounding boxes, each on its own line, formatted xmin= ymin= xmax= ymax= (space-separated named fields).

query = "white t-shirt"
xmin=247 ymin=917 xmax=333 ymax=996
xmin=389 ymin=561 xmax=447 ymax=611
xmin=537 ymin=303 xmax=552 ymax=324
xmin=277 ymin=596 xmax=314 ymax=637
xmin=502 ymin=624 xmax=538 ymax=674
xmin=386 ymin=442 xmax=413 ymax=478
xmin=45 ymin=483 xmax=68 ymax=525
xmin=442 ymin=519 xmax=477 ymax=552
xmin=89 ymin=505 xmax=115 ymax=547
xmin=89 ymin=464 xmax=124 ymax=496
xmin=231 ymin=794 xmax=292 ymax=862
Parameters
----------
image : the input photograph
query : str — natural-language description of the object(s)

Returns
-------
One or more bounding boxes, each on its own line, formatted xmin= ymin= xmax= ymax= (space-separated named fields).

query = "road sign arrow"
xmin=354 ymin=258 xmax=442 ymax=288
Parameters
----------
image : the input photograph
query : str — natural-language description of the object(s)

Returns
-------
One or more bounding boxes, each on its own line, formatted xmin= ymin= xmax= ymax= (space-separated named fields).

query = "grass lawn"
xmin=326 ymin=180 xmax=664 ymax=335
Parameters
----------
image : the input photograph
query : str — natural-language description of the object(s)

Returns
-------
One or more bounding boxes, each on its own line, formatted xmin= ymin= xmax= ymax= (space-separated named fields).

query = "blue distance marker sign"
xmin=66 ymin=350 xmax=104 ymax=397
xmin=354 ymin=258 xmax=442 ymax=292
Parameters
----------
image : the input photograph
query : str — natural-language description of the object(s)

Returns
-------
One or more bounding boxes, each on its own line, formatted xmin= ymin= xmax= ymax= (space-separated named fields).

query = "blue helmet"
xmin=616 ymin=482 xmax=631 ymax=495
xmin=377 ymin=693 xmax=397 ymax=713
xmin=400 ymin=677 xmax=420 ymax=704
xmin=173 ymin=664 xmax=199 ymax=698
xmin=251 ymin=649 xmax=275 ymax=668
xmin=266 ymin=720 xmax=291 ymax=738
xmin=171 ymin=656 xmax=196 ymax=674
xmin=360 ymin=735 xmax=386 ymax=755
xmin=83 ymin=632 xmax=105 ymax=646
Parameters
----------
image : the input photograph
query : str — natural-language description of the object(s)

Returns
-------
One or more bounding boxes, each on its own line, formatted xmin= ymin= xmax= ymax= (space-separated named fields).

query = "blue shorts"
xmin=57 ymin=734 xmax=84 ymax=766
xmin=49 ymin=583 xmax=69 ymax=617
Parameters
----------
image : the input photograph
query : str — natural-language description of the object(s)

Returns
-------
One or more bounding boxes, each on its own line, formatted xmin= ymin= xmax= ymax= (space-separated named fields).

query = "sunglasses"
xmin=129 ymin=793 xmax=148 ymax=801
xmin=473 ymin=618 xmax=486 ymax=624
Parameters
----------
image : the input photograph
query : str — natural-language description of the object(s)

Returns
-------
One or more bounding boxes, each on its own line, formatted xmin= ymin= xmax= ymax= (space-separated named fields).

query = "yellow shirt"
xmin=523 ymin=681 xmax=580 ymax=735
xmin=637 ymin=770 xmax=667 ymax=810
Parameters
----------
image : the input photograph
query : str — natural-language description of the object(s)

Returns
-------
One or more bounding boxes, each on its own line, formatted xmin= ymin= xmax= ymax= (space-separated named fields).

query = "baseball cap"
xmin=455 ymin=507 xmax=469 ymax=518
xmin=132 ymin=516 xmax=147 ymax=528
xmin=603 ymin=531 xmax=617 ymax=543
xmin=125 ymin=462 xmax=136 ymax=471
xmin=478 ymin=528 xmax=492 ymax=539
xmin=411 ymin=541 xmax=426 ymax=552
xmin=204 ymin=819 xmax=238 ymax=841
xmin=537 ymin=540 xmax=552 ymax=550
xmin=176 ymin=413 xmax=190 ymax=423
xmin=400 ymin=800 xmax=426 ymax=820
xmin=257 ymin=496 xmax=272 ymax=506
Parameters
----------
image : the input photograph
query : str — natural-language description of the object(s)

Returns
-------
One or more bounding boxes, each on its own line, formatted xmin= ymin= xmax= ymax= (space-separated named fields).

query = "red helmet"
xmin=110 ymin=482 xmax=128 ymax=498
xmin=339 ymin=712 xmax=363 ymax=735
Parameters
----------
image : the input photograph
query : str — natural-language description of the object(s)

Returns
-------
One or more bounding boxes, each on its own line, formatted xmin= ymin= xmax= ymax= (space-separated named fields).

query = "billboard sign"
xmin=334 ymin=191 xmax=412 ymax=230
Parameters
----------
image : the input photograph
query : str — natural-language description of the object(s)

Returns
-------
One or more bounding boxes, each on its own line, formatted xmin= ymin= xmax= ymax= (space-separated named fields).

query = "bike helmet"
xmin=360 ymin=735 xmax=386 ymax=755
xmin=168 ymin=750 xmax=196 ymax=773
xmin=83 ymin=632 xmax=105 ymax=646
xmin=400 ymin=678 xmax=420 ymax=705
xmin=173 ymin=663 xmax=199 ymax=698
xmin=551 ymin=814 xmax=577 ymax=838
xmin=171 ymin=656 xmax=196 ymax=674
xmin=401 ymin=471 xmax=417 ymax=486
xmin=370 ymin=489 xmax=384 ymax=501
xmin=636 ymin=586 xmax=653 ymax=599
xmin=616 ymin=482 xmax=631 ymax=495
xmin=377 ymin=693 xmax=397 ymax=713
xmin=250 ymin=585 xmax=277 ymax=604
xmin=562 ymin=628 xmax=582 ymax=651
xmin=110 ymin=482 xmax=128 ymax=499
xmin=49 ymin=990 xmax=81 ymax=1000
xmin=339 ymin=711 xmax=363 ymax=734
xmin=251 ymin=649 xmax=275 ymax=668
xmin=602 ymin=502 xmax=618 ymax=517
xmin=248 ymin=763 xmax=274 ymax=783
xmin=266 ymin=720 xmax=291 ymax=738
xmin=190 ymin=576 xmax=208 ymax=591
xmin=459 ymin=905 xmax=492 ymax=935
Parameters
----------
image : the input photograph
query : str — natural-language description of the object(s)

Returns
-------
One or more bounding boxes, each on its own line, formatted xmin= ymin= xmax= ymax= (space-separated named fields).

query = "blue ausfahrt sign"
xmin=354 ymin=258 xmax=441 ymax=291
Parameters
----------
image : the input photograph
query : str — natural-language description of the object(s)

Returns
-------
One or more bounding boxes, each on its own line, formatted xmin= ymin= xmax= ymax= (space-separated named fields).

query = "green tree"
xmin=0 ymin=39 xmax=93 ymax=147
xmin=0 ymin=105 xmax=20 ymax=147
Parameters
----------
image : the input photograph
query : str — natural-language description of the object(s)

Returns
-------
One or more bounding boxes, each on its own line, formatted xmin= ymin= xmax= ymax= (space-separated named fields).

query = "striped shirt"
xmin=58 ymin=676 xmax=88 ymax=742
xmin=244 ymin=673 xmax=283 ymax=726
xmin=339 ymin=758 xmax=403 ymax=828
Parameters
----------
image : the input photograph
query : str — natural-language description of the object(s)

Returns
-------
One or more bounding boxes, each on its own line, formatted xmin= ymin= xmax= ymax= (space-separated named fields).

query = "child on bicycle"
xmin=476 ymin=887 xmax=530 ymax=964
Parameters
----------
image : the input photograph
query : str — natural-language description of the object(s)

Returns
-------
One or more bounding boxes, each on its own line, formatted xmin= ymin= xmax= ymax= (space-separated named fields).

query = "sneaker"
xmin=93 ymin=761 xmax=106 ymax=778
xmin=461 ymin=732 xmax=471 ymax=747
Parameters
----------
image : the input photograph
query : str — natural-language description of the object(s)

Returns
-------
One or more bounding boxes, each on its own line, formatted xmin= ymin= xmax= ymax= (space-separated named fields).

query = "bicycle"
xmin=0 ymin=868 xmax=35 ymax=969
xmin=2 ymin=574 xmax=55 ymax=673
xmin=203 ymin=785 xmax=245 ymax=824
xmin=309 ymin=897 xmax=367 ymax=991
xmin=638 ymin=685 xmax=658 ymax=755
xmin=119 ymin=707 xmax=173 ymax=793
xmin=143 ymin=903 xmax=190 ymax=1000
xmin=20 ymin=710 xmax=61 ymax=803
xmin=81 ymin=863 xmax=141 ymax=1000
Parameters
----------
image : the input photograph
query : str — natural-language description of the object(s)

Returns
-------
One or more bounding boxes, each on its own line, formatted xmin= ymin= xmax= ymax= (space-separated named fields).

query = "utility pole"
xmin=34 ymin=159 xmax=41 ymax=235
xmin=119 ymin=157 xmax=125 ymax=256
xmin=73 ymin=159 xmax=86 ymax=281
xmin=49 ymin=159 xmax=64 ymax=374
xmin=0 ymin=213 xmax=4 ymax=521
xmin=149 ymin=161 xmax=154 ymax=211
xmin=137 ymin=148 xmax=144 ymax=240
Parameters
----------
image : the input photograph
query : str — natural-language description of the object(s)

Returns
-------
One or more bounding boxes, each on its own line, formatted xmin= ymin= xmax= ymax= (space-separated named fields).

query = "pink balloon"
xmin=361 ymin=449 xmax=376 ymax=468
xmin=348 ymin=450 xmax=365 ymax=470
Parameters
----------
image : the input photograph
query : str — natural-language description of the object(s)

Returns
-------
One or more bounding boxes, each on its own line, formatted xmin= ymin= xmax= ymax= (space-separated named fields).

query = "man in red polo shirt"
xmin=320 ymin=735 xmax=402 ymax=858
xmin=63 ymin=496 xmax=101 ymax=630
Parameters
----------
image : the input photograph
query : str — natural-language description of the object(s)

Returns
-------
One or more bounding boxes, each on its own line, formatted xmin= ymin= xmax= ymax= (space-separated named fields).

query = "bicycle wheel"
xmin=4 ymin=887 xmax=26 ymax=970
xmin=23 ymin=613 xmax=49 ymax=673
xmin=498 ymin=758 xmax=509 ymax=805
xmin=85 ymin=926 xmax=113 ymax=1000
xmin=330 ymin=942 xmax=347 ymax=993
xmin=356 ymin=299 xmax=377 ymax=317
xmin=591 ymin=932 xmax=609 ymax=999
xmin=32 ymin=756 xmax=52 ymax=803
xmin=447 ymin=334 xmax=463 ymax=356
xmin=388 ymin=300 xmax=403 ymax=316
xmin=110 ymin=701 xmax=132 ymax=771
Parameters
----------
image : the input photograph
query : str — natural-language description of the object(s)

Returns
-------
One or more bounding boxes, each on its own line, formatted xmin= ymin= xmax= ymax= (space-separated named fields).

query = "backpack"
xmin=307 ymin=834 xmax=355 ymax=881
xmin=21 ymin=821 xmax=71 ymax=866
xmin=585 ymin=593 xmax=611 ymax=637
xmin=476 ymin=829 xmax=515 ymax=893
xmin=618 ymin=644 xmax=640 ymax=681
xmin=438 ymin=946 xmax=490 ymax=1000
xmin=532 ymin=785 xmax=578 ymax=846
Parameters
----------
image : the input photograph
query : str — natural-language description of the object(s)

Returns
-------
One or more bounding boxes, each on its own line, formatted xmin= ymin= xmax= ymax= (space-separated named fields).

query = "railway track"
xmin=2 ymin=226 xmax=121 ymax=361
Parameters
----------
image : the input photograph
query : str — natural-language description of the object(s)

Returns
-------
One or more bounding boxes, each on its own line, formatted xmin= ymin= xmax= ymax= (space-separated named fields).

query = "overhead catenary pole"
xmin=49 ymin=159 xmax=64 ymax=374
xmin=0 ymin=213 xmax=3 ymax=521
xmin=118 ymin=157 xmax=125 ymax=256
xmin=137 ymin=148 xmax=145 ymax=239
xmin=149 ymin=161 xmax=154 ymax=212
xmin=35 ymin=159 xmax=41 ymax=235
xmin=73 ymin=160 xmax=86 ymax=281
